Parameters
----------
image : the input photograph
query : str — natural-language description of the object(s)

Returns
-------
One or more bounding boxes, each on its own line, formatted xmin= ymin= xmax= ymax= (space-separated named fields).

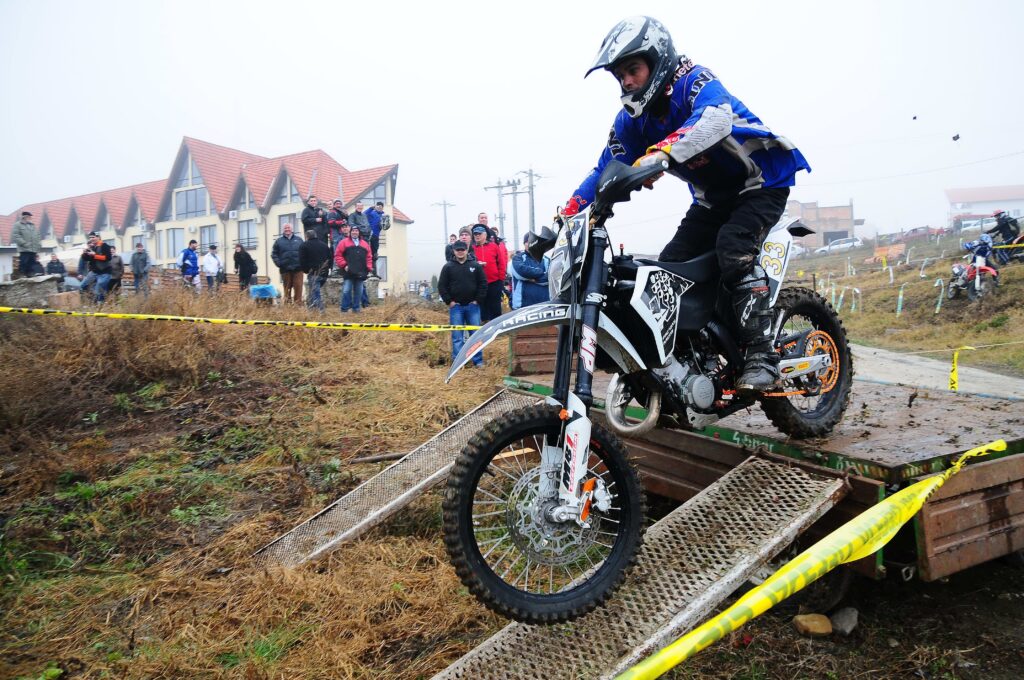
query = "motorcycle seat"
xmin=635 ymin=251 xmax=719 ymax=283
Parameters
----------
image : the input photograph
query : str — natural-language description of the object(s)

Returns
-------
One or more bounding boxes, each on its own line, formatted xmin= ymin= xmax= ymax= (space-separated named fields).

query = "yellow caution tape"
xmin=616 ymin=439 xmax=1007 ymax=680
xmin=949 ymin=345 xmax=975 ymax=392
xmin=0 ymin=306 xmax=480 ymax=332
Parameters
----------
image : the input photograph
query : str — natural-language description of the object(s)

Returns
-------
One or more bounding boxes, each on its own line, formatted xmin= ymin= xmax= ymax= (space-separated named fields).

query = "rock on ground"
xmin=830 ymin=606 xmax=859 ymax=636
xmin=793 ymin=613 xmax=833 ymax=637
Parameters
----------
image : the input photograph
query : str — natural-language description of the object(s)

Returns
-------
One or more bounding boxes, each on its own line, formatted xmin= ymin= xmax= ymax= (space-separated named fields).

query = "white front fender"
xmin=445 ymin=302 xmax=647 ymax=382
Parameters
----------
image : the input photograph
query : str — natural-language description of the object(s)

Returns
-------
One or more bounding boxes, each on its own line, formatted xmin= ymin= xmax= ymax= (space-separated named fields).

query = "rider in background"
xmin=563 ymin=16 xmax=810 ymax=392
xmin=986 ymin=210 xmax=1020 ymax=243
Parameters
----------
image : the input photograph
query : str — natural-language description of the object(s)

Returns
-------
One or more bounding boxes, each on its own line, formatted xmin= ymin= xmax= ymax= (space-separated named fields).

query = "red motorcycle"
xmin=948 ymin=242 xmax=999 ymax=301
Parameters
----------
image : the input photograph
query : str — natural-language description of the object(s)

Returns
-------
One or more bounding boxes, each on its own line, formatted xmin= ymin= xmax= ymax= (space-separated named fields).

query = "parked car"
xmin=789 ymin=242 xmax=808 ymax=258
xmin=896 ymin=226 xmax=932 ymax=243
xmin=814 ymin=237 xmax=863 ymax=255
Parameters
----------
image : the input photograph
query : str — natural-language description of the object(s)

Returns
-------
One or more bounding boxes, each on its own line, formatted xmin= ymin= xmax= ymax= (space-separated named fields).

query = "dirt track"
xmin=851 ymin=343 xmax=1024 ymax=400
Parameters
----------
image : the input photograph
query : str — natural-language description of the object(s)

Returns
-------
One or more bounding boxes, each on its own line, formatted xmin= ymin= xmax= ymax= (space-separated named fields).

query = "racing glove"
xmin=563 ymin=195 xmax=586 ymax=217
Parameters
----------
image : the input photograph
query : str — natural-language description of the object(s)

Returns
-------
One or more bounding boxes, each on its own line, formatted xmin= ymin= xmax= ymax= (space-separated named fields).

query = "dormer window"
xmin=96 ymin=204 xmax=111 ymax=231
xmin=175 ymin=154 xmax=204 ymax=189
xmin=235 ymin=185 xmax=254 ymax=211
xmin=274 ymin=176 xmax=300 ymax=205
xmin=364 ymin=181 xmax=387 ymax=205
xmin=170 ymin=152 xmax=213 ymax=219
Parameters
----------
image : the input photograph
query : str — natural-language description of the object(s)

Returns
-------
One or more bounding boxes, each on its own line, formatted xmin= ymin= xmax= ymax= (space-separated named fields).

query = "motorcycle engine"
xmin=653 ymin=356 xmax=716 ymax=411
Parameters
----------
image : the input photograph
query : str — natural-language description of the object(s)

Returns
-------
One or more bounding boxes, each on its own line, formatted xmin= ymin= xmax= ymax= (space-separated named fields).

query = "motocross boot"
xmin=731 ymin=265 xmax=779 ymax=394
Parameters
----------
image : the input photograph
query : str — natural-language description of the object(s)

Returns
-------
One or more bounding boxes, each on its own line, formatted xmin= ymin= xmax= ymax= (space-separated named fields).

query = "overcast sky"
xmin=2 ymin=0 xmax=1021 ymax=278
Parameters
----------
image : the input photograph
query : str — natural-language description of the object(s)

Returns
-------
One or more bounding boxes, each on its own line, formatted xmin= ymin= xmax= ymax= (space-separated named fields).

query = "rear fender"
xmin=445 ymin=302 xmax=647 ymax=382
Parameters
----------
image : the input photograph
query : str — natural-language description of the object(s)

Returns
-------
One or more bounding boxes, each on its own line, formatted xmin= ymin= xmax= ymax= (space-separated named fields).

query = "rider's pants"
xmin=658 ymin=187 xmax=790 ymax=284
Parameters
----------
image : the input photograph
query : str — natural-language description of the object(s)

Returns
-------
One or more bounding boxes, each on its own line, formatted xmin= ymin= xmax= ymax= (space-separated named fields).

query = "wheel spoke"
xmin=443 ymin=405 xmax=643 ymax=620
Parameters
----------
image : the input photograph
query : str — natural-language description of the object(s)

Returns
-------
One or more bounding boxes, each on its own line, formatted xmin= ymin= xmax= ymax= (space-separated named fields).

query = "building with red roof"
xmin=945 ymin=185 xmax=1024 ymax=225
xmin=2 ymin=137 xmax=412 ymax=293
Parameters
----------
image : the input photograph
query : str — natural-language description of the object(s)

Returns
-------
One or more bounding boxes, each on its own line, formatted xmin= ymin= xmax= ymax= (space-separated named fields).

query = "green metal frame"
xmin=502 ymin=376 xmax=1023 ymax=485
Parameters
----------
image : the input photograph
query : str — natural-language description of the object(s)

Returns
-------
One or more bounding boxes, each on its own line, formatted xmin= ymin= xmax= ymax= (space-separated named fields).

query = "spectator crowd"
xmin=438 ymin=211 xmax=550 ymax=366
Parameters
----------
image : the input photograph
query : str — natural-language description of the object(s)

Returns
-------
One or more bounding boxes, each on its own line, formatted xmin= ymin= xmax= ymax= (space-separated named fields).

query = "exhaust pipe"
xmin=604 ymin=373 xmax=661 ymax=437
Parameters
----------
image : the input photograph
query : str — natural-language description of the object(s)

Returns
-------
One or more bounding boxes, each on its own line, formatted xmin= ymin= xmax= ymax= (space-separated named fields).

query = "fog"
xmin=2 ymin=0 xmax=1021 ymax=279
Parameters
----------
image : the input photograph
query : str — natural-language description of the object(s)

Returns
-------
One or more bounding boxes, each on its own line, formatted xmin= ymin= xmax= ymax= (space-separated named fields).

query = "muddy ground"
xmin=669 ymin=555 xmax=1024 ymax=679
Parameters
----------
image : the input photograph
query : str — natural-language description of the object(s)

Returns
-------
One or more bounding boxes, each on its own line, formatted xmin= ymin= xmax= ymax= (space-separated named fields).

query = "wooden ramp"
xmin=253 ymin=390 xmax=537 ymax=567
xmin=434 ymin=457 xmax=846 ymax=680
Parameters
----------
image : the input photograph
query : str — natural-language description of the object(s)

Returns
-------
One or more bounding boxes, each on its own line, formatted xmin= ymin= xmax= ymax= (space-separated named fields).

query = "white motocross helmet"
xmin=586 ymin=16 xmax=679 ymax=118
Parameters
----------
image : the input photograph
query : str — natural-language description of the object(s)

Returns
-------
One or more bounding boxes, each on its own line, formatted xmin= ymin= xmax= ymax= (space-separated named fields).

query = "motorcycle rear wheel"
xmin=761 ymin=287 xmax=853 ymax=438
xmin=442 ymin=404 xmax=645 ymax=624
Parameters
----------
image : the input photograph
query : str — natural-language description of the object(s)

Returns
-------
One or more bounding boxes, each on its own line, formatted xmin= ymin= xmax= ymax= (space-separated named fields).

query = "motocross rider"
xmin=564 ymin=16 xmax=811 ymax=393
xmin=986 ymin=210 xmax=1020 ymax=244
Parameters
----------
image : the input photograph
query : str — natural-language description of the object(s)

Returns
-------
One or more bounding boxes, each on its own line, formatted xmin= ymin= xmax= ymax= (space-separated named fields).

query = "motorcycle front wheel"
xmin=761 ymin=287 xmax=853 ymax=438
xmin=442 ymin=404 xmax=645 ymax=624
xmin=968 ymin=274 xmax=984 ymax=300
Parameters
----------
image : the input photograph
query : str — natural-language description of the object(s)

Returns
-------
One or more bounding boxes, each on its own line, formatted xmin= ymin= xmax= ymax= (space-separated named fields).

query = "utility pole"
xmin=517 ymin=168 xmax=542 ymax=234
xmin=432 ymin=200 xmax=455 ymax=244
xmin=504 ymin=179 xmax=530 ymax=247
xmin=483 ymin=179 xmax=507 ymax=234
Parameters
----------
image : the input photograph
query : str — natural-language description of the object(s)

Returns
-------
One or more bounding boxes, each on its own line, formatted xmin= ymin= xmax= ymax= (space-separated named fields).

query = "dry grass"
xmin=4 ymin=517 xmax=498 ymax=679
xmin=1 ymin=289 xmax=508 ymax=679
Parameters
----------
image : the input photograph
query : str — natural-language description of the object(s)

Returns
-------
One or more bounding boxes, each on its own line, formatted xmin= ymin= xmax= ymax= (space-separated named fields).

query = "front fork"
xmin=541 ymin=226 xmax=611 ymax=525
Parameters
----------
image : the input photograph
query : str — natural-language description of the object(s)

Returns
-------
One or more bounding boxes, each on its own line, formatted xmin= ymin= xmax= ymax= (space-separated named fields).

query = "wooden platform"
xmin=511 ymin=373 xmax=1024 ymax=476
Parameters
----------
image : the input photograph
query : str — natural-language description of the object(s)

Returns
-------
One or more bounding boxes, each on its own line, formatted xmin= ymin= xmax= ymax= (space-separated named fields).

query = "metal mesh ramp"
xmin=435 ymin=457 xmax=846 ymax=680
xmin=254 ymin=390 xmax=538 ymax=567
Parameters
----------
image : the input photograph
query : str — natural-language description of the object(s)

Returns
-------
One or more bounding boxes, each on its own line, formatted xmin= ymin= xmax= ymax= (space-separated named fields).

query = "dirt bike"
xmin=441 ymin=160 xmax=853 ymax=624
xmin=948 ymin=246 xmax=1000 ymax=301
xmin=993 ymin=232 xmax=1024 ymax=265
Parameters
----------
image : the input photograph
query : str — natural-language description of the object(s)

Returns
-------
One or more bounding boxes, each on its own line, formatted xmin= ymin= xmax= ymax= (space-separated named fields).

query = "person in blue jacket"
xmin=510 ymin=234 xmax=549 ymax=309
xmin=365 ymin=200 xmax=386 ymax=275
xmin=563 ymin=16 xmax=811 ymax=393
xmin=178 ymin=239 xmax=200 ymax=290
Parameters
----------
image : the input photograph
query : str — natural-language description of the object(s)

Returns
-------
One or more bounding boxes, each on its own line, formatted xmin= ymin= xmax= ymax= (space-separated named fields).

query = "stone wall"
xmin=0 ymin=275 xmax=62 ymax=308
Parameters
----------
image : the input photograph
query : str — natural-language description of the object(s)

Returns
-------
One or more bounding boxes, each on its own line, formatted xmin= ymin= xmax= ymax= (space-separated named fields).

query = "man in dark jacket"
xmin=439 ymin=240 xmax=487 ymax=367
xmin=301 ymin=195 xmax=328 ymax=243
xmin=444 ymin=234 xmax=458 ymax=262
xmin=108 ymin=246 xmax=125 ymax=296
xmin=46 ymin=253 xmax=67 ymax=278
xmin=272 ymin=223 xmax=304 ymax=304
xmin=348 ymin=201 xmax=370 ymax=243
xmin=986 ymin=210 xmax=1020 ymax=244
xmin=80 ymin=231 xmax=114 ymax=302
xmin=333 ymin=228 xmax=373 ymax=313
xmin=299 ymin=230 xmax=333 ymax=311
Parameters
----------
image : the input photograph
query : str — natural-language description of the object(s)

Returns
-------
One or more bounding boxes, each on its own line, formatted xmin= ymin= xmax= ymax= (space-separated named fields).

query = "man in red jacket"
xmin=471 ymin=224 xmax=506 ymax=322
xmin=334 ymin=229 xmax=374 ymax=313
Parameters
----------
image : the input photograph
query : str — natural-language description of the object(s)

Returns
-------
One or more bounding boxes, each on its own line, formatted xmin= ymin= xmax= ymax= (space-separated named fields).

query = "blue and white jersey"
xmin=572 ymin=59 xmax=811 ymax=209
